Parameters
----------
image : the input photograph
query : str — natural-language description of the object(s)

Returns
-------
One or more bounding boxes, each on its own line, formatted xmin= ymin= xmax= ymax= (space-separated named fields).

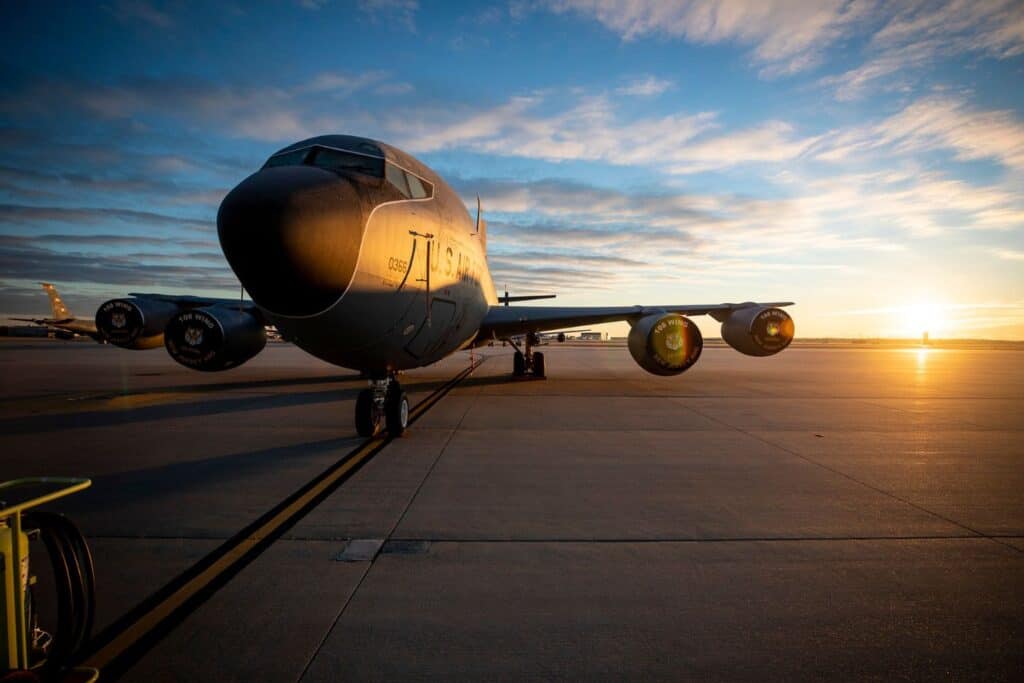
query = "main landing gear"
xmin=510 ymin=333 xmax=545 ymax=379
xmin=355 ymin=375 xmax=409 ymax=438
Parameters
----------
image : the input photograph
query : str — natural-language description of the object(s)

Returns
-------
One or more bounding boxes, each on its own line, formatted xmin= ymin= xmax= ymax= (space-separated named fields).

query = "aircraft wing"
xmin=478 ymin=302 xmax=794 ymax=339
xmin=126 ymin=292 xmax=262 ymax=316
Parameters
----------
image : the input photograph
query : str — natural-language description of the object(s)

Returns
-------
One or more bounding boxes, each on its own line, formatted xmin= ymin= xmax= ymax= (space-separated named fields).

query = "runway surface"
xmin=1 ymin=339 xmax=1022 ymax=680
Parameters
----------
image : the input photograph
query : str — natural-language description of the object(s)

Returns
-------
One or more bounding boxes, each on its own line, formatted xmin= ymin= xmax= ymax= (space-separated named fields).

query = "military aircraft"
xmin=94 ymin=135 xmax=794 ymax=437
xmin=12 ymin=282 xmax=103 ymax=341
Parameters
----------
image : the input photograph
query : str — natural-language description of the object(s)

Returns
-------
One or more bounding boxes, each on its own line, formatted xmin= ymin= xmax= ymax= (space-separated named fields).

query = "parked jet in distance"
xmin=94 ymin=135 xmax=794 ymax=437
xmin=12 ymin=283 xmax=103 ymax=342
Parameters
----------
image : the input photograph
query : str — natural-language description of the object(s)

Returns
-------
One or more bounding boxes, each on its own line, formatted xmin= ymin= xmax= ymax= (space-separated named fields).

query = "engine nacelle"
xmin=95 ymin=298 xmax=180 ymax=349
xmin=721 ymin=306 xmax=794 ymax=356
xmin=628 ymin=313 xmax=703 ymax=376
xmin=164 ymin=306 xmax=266 ymax=371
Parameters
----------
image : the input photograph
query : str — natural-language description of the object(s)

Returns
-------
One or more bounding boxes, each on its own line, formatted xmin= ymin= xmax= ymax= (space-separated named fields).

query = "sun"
xmin=897 ymin=300 xmax=948 ymax=338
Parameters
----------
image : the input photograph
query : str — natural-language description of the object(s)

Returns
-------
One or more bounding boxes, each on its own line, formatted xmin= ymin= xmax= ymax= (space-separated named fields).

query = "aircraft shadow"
xmin=1 ymin=388 xmax=366 ymax=436
xmin=1 ymin=375 xmax=473 ymax=435
xmin=117 ymin=373 xmax=363 ymax=396
xmin=55 ymin=434 xmax=362 ymax=533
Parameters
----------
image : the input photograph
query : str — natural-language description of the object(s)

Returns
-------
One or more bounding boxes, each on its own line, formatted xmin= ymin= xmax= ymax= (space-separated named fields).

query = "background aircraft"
xmin=11 ymin=283 xmax=103 ymax=342
xmin=92 ymin=135 xmax=794 ymax=436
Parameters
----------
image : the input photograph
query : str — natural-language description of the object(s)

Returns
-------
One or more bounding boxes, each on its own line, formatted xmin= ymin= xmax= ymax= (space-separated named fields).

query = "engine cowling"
xmin=628 ymin=313 xmax=703 ymax=376
xmin=164 ymin=306 xmax=266 ymax=371
xmin=721 ymin=306 xmax=794 ymax=356
xmin=95 ymin=298 xmax=180 ymax=349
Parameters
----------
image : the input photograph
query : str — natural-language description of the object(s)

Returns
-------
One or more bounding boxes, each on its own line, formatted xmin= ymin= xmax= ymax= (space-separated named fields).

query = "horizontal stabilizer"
xmin=501 ymin=294 xmax=557 ymax=305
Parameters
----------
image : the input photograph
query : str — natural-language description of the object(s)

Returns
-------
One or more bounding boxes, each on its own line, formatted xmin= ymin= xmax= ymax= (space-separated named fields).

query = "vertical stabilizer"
xmin=475 ymin=195 xmax=487 ymax=251
xmin=40 ymin=282 xmax=71 ymax=320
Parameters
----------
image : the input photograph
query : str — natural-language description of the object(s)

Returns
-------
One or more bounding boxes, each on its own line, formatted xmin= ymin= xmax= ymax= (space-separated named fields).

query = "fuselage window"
xmin=386 ymin=162 xmax=410 ymax=198
xmin=264 ymin=148 xmax=311 ymax=168
xmin=309 ymin=147 xmax=384 ymax=177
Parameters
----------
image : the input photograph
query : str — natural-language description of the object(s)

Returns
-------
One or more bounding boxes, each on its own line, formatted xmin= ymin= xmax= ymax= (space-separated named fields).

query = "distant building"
xmin=579 ymin=331 xmax=608 ymax=341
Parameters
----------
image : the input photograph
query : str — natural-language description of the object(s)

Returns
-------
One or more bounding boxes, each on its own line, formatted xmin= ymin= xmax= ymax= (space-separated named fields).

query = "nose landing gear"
xmin=355 ymin=375 xmax=409 ymax=437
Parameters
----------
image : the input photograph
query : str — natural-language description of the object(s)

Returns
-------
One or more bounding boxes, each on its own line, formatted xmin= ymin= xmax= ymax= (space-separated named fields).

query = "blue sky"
xmin=2 ymin=0 xmax=1023 ymax=338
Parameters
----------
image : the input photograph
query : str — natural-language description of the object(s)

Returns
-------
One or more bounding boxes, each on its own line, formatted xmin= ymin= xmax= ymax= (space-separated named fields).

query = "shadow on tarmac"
xmin=1 ymin=371 xmax=518 ymax=436
xmin=58 ymin=435 xmax=363 ymax=524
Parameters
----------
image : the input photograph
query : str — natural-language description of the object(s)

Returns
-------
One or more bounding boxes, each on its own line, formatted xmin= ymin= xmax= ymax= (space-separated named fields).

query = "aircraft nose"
xmin=217 ymin=166 xmax=366 ymax=317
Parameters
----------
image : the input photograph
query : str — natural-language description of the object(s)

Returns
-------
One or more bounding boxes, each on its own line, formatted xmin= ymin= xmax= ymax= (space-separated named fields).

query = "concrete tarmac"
xmin=0 ymin=339 xmax=1021 ymax=680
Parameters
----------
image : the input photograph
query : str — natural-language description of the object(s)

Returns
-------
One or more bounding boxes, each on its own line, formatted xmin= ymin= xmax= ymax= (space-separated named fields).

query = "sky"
xmin=1 ymin=0 xmax=1023 ymax=339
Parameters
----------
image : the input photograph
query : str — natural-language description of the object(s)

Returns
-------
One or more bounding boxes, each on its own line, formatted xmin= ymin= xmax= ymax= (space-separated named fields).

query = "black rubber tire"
xmin=355 ymin=388 xmax=378 ymax=437
xmin=513 ymin=351 xmax=525 ymax=376
xmin=385 ymin=387 xmax=409 ymax=437
xmin=533 ymin=351 xmax=546 ymax=378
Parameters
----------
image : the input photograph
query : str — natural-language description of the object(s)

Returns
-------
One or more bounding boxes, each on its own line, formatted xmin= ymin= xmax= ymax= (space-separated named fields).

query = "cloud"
xmin=549 ymin=1 xmax=1024 ymax=97
xmin=665 ymin=121 xmax=820 ymax=173
xmin=358 ymin=0 xmax=419 ymax=31
xmin=615 ymin=75 xmax=674 ymax=96
xmin=26 ymin=234 xmax=216 ymax=249
xmin=0 ymin=204 xmax=213 ymax=233
xmin=816 ymin=96 xmax=1024 ymax=172
xmin=301 ymin=71 xmax=389 ymax=94
xmin=0 ymin=239 xmax=237 ymax=291
xmin=994 ymin=248 xmax=1024 ymax=261
xmin=0 ymin=74 xmax=809 ymax=173
xmin=820 ymin=0 xmax=1024 ymax=99
xmin=392 ymin=94 xmax=722 ymax=167
xmin=108 ymin=0 xmax=175 ymax=28
xmin=0 ymin=72 xmax=396 ymax=144
xmin=549 ymin=0 xmax=874 ymax=76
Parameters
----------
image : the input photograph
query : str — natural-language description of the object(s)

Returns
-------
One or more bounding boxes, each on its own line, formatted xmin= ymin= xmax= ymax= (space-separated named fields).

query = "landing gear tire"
xmin=533 ymin=351 xmax=546 ymax=379
xmin=355 ymin=388 xmax=379 ymax=437
xmin=385 ymin=386 xmax=409 ymax=437
xmin=513 ymin=351 xmax=526 ymax=376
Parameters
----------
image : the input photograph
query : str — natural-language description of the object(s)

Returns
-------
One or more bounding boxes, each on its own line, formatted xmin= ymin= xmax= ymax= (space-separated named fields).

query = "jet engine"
xmin=164 ymin=306 xmax=266 ymax=371
xmin=720 ymin=306 xmax=794 ymax=356
xmin=95 ymin=298 xmax=180 ymax=349
xmin=628 ymin=313 xmax=703 ymax=376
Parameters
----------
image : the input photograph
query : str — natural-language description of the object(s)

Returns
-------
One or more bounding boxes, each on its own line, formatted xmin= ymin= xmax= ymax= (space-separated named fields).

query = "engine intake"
xmin=628 ymin=313 xmax=703 ymax=376
xmin=721 ymin=306 xmax=794 ymax=356
xmin=164 ymin=306 xmax=266 ymax=371
xmin=95 ymin=298 xmax=180 ymax=349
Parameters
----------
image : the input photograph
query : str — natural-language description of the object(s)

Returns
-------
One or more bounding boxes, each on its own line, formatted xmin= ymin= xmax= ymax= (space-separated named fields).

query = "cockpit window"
xmin=264 ymin=148 xmax=310 ymax=168
xmin=263 ymin=145 xmax=384 ymax=178
xmin=264 ymin=146 xmax=432 ymax=198
xmin=385 ymin=161 xmax=433 ymax=199
xmin=308 ymin=147 xmax=384 ymax=177
xmin=385 ymin=162 xmax=410 ymax=197
xmin=406 ymin=173 xmax=429 ymax=199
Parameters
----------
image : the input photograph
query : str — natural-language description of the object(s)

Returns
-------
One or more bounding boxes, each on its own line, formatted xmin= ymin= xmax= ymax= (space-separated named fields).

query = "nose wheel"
xmin=355 ymin=375 xmax=409 ymax=437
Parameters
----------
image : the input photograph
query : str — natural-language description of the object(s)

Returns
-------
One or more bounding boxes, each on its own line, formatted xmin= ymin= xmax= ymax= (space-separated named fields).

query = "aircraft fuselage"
xmin=217 ymin=136 xmax=495 ymax=375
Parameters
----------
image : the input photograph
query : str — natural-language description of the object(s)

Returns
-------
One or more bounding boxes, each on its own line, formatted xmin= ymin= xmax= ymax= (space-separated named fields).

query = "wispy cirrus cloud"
xmin=816 ymin=95 xmax=1024 ymax=172
xmin=107 ymin=0 xmax=175 ymax=29
xmin=0 ymin=239 xmax=236 ymax=291
xmin=548 ymin=0 xmax=875 ymax=76
xmin=822 ymin=0 xmax=1024 ymax=100
xmin=615 ymin=75 xmax=674 ymax=96
xmin=0 ymin=204 xmax=213 ymax=233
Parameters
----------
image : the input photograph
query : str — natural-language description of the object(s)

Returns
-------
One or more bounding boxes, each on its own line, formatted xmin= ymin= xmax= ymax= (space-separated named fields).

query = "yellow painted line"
xmin=83 ymin=436 xmax=379 ymax=670
xmin=82 ymin=358 xmax=483 ymax=672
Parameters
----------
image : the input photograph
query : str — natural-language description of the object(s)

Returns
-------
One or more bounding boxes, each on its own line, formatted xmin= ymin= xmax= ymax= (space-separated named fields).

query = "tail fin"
xmin=475 ymin=195 xmax=487 ymax=251
xmin=40 ymin=282 xmax=72 ymax=320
